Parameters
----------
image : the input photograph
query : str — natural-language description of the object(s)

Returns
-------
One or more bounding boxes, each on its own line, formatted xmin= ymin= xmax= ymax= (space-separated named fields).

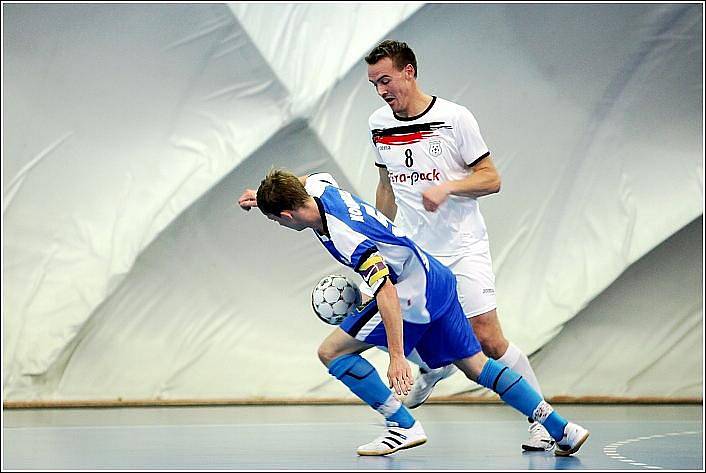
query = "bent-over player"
xmin=238 ymin=170 xmax=589 ymax=457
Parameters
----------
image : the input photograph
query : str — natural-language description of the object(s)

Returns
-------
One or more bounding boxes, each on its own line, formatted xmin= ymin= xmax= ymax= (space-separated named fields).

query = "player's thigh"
xmin=469 ymin=308 xmax=509 ymax=357
xmin=318 ymin=327 xmax=373 ymax=365
xmin=469 ymin=308 xmax=504 ymax=335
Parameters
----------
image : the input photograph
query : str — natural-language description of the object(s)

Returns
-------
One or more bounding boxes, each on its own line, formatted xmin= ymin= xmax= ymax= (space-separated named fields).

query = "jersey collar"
xmin=393 ymin=96 xmax=437 ymax=122
xmin=313 ymin=196 xmax=330 ymax=238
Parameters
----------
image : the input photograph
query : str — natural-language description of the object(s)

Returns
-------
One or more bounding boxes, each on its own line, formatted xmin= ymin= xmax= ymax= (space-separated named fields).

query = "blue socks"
xmin=328 ymin=354 xmax=415 ymax=428
xmin=327 ymin=354 xmax=568 ymax=439
xmin=478 ymin=358 xmax=567 ymax=441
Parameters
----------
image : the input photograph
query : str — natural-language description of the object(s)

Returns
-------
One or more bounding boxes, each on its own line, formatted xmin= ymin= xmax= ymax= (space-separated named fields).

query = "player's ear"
xmin=279 ymin=210 xmax=294 ymax=221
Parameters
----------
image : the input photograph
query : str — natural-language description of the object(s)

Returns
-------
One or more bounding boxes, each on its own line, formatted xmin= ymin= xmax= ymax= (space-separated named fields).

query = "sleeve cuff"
xmin=468 ymin=151 xmax=490 ymax=168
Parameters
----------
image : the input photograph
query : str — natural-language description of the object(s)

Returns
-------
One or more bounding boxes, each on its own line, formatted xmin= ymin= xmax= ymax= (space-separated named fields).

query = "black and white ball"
xmin=311 ymin=275 xmax=361 ymax=325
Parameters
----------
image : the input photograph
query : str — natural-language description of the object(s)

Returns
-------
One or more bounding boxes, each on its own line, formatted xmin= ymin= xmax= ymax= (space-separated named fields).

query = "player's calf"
xmin=328 ymin=353 xmax=427 ymax=455
xmin=463 ymin=357 xmax=589 ymax=456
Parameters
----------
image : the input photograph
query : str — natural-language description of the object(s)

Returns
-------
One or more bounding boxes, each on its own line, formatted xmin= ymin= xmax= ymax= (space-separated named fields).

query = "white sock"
xmin=497 ymin=342 xmax=543 ymax=397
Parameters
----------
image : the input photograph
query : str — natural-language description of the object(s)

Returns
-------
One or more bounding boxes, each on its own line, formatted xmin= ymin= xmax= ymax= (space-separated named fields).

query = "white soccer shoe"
xmin=356 ymin=421 xmax=428 ymax=456
xmin=521 ymin=421 xmax=556 ymax=451
xmin=554 ymin=422 xmax=590 ymax=456
xmin=403 ymin=365 xmax=458 ymax=409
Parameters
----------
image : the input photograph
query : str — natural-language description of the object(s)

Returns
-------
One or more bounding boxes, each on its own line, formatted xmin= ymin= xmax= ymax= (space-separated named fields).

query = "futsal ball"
xmin=311 ymin=275 xmax=361 ymax=325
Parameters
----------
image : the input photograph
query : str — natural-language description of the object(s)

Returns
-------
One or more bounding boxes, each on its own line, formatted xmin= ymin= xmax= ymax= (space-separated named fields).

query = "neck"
xmin=399 ymin=88 xmax=433 ymax=118
xmin=303 ymin=198 xmax=324 ymax=233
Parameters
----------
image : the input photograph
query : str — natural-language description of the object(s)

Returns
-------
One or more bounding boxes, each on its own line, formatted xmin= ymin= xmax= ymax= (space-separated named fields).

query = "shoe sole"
xmin=554 ymin=431 xmax=590 ymax=456
xmin=521 ymin=440 xmax=555 ymax=452
xmin=357 ymin=438 xmax=428 ymax=456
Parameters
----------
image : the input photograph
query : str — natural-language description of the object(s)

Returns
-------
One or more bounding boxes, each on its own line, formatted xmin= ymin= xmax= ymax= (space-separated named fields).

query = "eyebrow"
xmin=369 ymin=75 xmax=391 ymax=85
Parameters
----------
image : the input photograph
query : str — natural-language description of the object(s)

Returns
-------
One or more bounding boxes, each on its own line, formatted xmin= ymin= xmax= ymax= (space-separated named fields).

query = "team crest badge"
xmin=429 ymin=140 xmax=442 ymax=157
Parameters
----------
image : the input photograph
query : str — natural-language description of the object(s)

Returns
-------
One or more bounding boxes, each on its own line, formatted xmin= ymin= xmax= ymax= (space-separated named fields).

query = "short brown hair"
xmin=256 ymin=168 xmax=309 ymax=216
xmin=365 ymin=40 xmax=418 ymax=78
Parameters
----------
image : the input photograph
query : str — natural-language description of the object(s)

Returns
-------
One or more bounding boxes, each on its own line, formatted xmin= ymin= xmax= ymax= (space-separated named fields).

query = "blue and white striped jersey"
xmin=304 ymin=173 xmax=457 ymax=324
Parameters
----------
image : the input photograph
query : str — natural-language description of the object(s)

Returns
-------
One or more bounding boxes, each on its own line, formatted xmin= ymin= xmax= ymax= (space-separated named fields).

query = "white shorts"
xmin=359 ymin=251 xmax=497 ymax=318
xmin=435 ymin=252 xmax=497 ymax=318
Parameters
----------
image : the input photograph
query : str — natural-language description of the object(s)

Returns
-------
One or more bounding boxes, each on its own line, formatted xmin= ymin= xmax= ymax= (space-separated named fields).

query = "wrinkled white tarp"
xmin=228 ymin=3 xmax=423 ymax=116
xmin=3 ymin=3 xmax=703 ymax=401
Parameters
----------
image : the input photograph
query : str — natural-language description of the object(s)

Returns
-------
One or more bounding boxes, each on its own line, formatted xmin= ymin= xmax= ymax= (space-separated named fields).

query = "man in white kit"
xmin=363 ymin=39 xmax=555 ymax=451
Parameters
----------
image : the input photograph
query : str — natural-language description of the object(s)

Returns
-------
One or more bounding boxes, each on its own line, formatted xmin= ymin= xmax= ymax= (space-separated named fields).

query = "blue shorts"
xmin=340 ymin=299 xmax=482 ymax=369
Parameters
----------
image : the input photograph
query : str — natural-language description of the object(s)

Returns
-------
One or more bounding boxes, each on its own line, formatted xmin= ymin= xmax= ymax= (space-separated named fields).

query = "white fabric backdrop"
xmin=2 ymin=3 xmax=703 ymax=401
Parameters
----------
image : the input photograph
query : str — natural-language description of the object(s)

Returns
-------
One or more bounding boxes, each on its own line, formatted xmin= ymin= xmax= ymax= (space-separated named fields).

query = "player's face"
xmin=367 ymin=57 xmax=414 ymax=115
xmin=265 ymin=212 xmax=307 ymax=231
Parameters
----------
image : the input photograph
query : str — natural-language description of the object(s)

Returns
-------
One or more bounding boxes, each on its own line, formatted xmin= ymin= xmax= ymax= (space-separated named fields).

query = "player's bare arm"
xmin=375 ymin=167 xmax=397 ymax=221
xmin=421 ymin=156 xmax=502 ymax=212
xmin=375 ymin=278 xmax=413 ymax=396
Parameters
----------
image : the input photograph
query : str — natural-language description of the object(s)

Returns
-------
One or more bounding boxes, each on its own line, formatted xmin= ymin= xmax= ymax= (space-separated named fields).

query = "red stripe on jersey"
xmin=374 ymin=131 xmax=436 ymax=145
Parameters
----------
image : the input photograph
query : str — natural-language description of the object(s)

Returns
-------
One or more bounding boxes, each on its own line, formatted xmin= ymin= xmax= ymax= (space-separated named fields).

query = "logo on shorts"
xmin=429 ymin=140 xmax=442 ymax=157
xmin=482 ymin=288 xmax=495 ymax=295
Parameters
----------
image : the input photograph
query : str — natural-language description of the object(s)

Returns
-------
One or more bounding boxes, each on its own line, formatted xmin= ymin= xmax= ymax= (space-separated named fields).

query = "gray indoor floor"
xmin=3 ymin=404 xmax=703 ymax=470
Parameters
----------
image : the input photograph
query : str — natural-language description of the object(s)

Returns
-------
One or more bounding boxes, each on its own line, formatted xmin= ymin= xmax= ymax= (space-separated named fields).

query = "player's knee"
xmin=480 ymin=338 xmax=509 ymax=359
xmin=317 ymin=343 xmax=337 ymax=366
xmin=474 ymin=330 xmax=508 ymax=359
xmin=471 ymin=317 xmax=508 ymax=358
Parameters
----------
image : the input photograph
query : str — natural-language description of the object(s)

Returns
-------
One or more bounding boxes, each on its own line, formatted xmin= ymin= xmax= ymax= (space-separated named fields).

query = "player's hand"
xmin=387 ymin=355 xmax=414 ymax=396
xmin=237 ymin=189 xmax=258 ymax=211
xmin=422 ymin=184 xmax=450 ymax=212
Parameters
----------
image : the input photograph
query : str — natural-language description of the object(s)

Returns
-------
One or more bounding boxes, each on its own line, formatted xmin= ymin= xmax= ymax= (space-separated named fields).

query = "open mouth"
xmin=384 ymin=97 xmax=395 ymax=105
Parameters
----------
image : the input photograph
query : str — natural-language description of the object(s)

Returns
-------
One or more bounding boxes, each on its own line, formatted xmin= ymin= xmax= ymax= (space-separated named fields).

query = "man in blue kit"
xmin=238 ymin=169 xmax=589 ymax=457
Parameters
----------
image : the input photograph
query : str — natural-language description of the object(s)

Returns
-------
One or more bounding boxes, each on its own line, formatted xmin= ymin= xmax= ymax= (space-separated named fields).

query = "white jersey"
xmin=369 ymin=96 xmax=490 ymax=257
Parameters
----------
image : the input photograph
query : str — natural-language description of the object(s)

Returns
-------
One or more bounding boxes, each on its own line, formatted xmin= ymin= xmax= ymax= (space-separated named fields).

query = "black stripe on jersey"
xmin=371 ymin=121 xmax=452 ymax=139
xmin=393 ymin=96 xmax=437 ymax=121
xmin=313 ymin=197 xmax=330 ymax=238
xmin=308 ymin=172 xmax=333 ymax=185
xmin=347 ymin=297 xmax=380 ymax=337
xmin=375 ymin=163 xmax=388 ymax=168
xmin=468 ymin=151 xmax=491 ymax=168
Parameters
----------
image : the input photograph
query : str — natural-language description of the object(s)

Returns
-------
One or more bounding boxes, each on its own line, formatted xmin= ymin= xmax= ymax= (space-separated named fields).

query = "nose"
xmin=376 ymin=84 xmax=387 ymax=97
